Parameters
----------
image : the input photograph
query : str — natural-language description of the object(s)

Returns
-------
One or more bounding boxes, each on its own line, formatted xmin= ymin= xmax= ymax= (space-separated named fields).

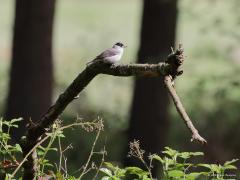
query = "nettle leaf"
xmin=223 ymin=164 xmax=237 ymax=170
xmin=2 ymin=121 xmax=11 ymax=126
xmin=198 ymin=164 xmax=212 ymax=170
xmin=103 ymin=162 xmax=126 ymax=178
xmin=164 ymin=157 xmax=175 ymax=166
xmin=179 ymin=151 xmax=203 ymax=159
xmin=104 ymin=162 xmax=116 ymax=170
xmin=210 ymin=164 xmax=221 ymax=174
xmin=56 ymin=129 xmax=65 ymax=137
xmin=37 ymin=149 xmax=45 ymax=156
xmin=55 ymin=171 xmax=64 ymax=179
xmin=199 ymin=164 xmax=221 ymax=174
xmin=15 ymin=144 xmax=22 ymax=152
xmin=178 ymin=152 xmax=191 ymax=159
xmin=175 ymin=163 xmax=193 ymax=170
xmin=224 ymin=159 xmax=238 ymax=166
xmin=10 ymin=118 xmax=23 ymax=124
xmin=125 ymin=167 xmax=149 ymax=176
xmin=101 ymin=176 xmax=113 ymax=180
xmin=37 ymin=145 xmax=46 ymax=151
xmin=189 ymin=152 xmax=204 ymax=156
xmin=39 ymin=159 xmax=53 ymax=167
xmin=186 ymin=172 xmax=205 ymax=179
xmin=8 ymin=144 xmax=22 ymax=153
xmin=56 ymin=133 xmax=65 ymax=138
xmin=68 ymin=176 xmax=78 ymax=180
xmin=49 ymin=147 xmax=58 ymax=152
xmin=167 ymin=170 xmax=184 ymax=178
xmin=112 ymin=168 xmax=126 ymax=178
xmin=162 ymin=147 xmax=178 ymax=157
xmin=100 ymin=168 xmax=113 ymax=177
xmin=150 ymin=154 xmax=164 ymax=163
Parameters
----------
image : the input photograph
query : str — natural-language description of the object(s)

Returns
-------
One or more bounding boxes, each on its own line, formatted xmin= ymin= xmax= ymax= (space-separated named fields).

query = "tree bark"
xmin=126 ymin=0 xmax=178 ymax=174
xmin=5 ymin=0 xmax=55 ymax=142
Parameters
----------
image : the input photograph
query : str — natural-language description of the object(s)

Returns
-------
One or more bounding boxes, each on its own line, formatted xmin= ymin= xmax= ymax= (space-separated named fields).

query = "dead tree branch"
xmin=21 ymin=44 xmax=206 ymax=179
xmin=164 ymin=76 xmax=207 ymax=144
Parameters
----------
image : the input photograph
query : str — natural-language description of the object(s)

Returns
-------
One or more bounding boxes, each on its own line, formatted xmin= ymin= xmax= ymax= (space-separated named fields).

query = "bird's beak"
xmin=124 ymin=45 xmax=127 ymax=48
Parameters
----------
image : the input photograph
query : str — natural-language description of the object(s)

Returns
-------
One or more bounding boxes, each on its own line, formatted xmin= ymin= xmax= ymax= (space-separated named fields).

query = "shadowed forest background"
xmin=1 ymin=0 xmax=240 ymax=178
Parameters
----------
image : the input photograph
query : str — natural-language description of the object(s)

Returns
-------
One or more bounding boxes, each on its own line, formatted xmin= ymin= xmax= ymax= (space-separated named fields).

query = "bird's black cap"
xmin=115 ymin=42 xmax=125 ymax=47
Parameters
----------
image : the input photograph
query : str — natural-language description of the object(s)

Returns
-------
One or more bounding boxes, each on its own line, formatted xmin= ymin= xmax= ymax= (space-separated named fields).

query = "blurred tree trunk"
xmin=5 ymin=0 xmax=55 ymax=142
xmin=125 ymin=0 xmax=178 ymax=175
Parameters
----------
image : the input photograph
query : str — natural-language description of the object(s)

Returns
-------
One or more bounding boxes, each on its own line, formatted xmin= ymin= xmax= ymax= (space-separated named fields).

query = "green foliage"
xmin=0 ymin=118 xmax=22 ymax=177
xmin=99 ymin=146 xmax=238 ymax=180
xmin=0 ymin=118 xmax=239 ymax=179
xmin=100 ymin=163 xmax=151 ymax=180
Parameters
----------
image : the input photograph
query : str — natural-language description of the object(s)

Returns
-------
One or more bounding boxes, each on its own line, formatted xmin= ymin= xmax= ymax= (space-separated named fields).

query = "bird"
xmin=87 ymin=42 xmax=127 ymax=66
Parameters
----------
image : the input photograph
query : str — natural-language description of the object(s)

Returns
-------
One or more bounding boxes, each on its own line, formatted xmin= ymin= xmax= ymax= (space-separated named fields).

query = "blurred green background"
xmin=1 ymin=0 xmax=240 ymax=173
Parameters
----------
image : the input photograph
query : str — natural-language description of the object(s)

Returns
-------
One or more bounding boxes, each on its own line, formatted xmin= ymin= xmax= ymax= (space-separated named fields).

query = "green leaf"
xmin=198 ymin=164 xmax=212 ymax=170
xmin=167 ymin=170 xmax=184 ymax=178
xmin=150 ymin=154 xmax=164 ymax=163
xmin=179 ymin=151 xmax=203 ymax=159
xmin=164 ymin=157 xmax=175 ymax=166
xmin=100 ymin=168 xmax=113 ymax=177
xmin=178 ymin=152 xmax=191 ymax=159
xmin=210 ymin=164 xmax=221 ymax=174
xmin=56 ymin=133 xmax=65 ymax=138
xmin=101 ymin=177 xmax=110 ymax=180
xmin=175 ymin=163 xmax=193 ymax=170
xmin=162 ymin=147 xmax=178 ymax=157
xmin=125 ymin=166 xmax=149 ymax=175
xmin=10 ymin=118 xmax=23 ymax=123
xmin=49 ymin=147 xmax=58 ymax=152
xmin=186 ymin=172 xmax=206 ymax=180
xmin=223 ymin=164 xmax=237 ymax=170
xmin=199 ymin=164 xmax=222 ymax=174
xmin=224 ymin=159 xmax=238 ymax=166
xmin=37 ymin=149 xmax=45 ymax=156
xmin=189 ymin=152 xmax=204 ymax=156
xmin=104 ymin=162 xmax=118 ymax=171
xmin=55 ymin=171 xmax=64 ymax=179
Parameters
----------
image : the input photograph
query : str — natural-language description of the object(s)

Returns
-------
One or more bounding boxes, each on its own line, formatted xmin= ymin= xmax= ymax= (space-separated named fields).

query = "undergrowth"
xmin=0 ymin=118 xmax=238 ymax=179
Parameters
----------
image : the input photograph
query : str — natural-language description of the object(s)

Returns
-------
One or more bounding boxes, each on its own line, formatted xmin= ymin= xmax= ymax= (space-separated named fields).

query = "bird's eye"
xmin=116 ymin=42 xmax=123 ymax=47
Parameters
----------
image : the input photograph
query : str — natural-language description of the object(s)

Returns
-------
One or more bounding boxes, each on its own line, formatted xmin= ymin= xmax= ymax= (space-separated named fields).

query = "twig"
xmin=12 ymin=135 xmax=49 ymax=177
xmin=93 ymin=146 xmax=106 ymax=180
xmin=164 ymin=75 xmax=207 ymax=144
xmin=129 ymin=140 xmax=153 ymax=179
xmin=79 ymin=124 xmax=102 ymax=179
xmin=13 ymin=121 xmax=100 ymax=178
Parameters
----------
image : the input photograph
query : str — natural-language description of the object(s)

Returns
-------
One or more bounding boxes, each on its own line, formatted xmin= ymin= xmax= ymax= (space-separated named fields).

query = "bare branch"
xmin=21 ymin=45 xmax=207 ymax=179
xmin=164 ymin=75 xmax=207 ymax=144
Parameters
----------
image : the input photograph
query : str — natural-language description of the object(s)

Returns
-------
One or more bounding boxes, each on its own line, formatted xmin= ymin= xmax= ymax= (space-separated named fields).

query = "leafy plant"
xmin=0 ymin=118 xmax=238 ymax=179
xmin=100 ymin=145 xmax=238 ymax=180
xmin=0 ymin=118 xmax=22 ymax=177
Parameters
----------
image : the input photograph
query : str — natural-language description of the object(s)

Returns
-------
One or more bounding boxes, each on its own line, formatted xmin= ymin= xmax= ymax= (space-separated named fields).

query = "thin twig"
xmin=93 ymin=146 xmax=106 ymax=180
xmin=79 ymin=126 xmax=102 ymax=179
xmin=58 ymin=137 xmax=62 ymax=172
xmin=13 ymin=121 xmax=100 ymax=178
xmin=164 ymin=75 xmax=207 ymax=144
xmin=12 ymin=135 xmax=49 ymax=177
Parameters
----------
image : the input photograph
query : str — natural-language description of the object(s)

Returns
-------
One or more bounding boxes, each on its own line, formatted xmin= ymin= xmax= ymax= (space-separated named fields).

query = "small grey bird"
xmin=87 ymin=42 xmax=127 ymax=66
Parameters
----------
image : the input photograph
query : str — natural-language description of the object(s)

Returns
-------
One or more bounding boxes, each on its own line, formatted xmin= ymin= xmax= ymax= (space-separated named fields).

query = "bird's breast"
xmin=104 ymin=54 xmax=122 ymax=63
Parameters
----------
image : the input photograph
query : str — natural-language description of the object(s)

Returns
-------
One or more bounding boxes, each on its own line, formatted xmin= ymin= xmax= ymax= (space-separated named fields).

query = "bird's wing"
xmin=86 ymin=48 xmax=119 ymax=66
xmin=96 ymin=48 xmax=119 ymax=59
